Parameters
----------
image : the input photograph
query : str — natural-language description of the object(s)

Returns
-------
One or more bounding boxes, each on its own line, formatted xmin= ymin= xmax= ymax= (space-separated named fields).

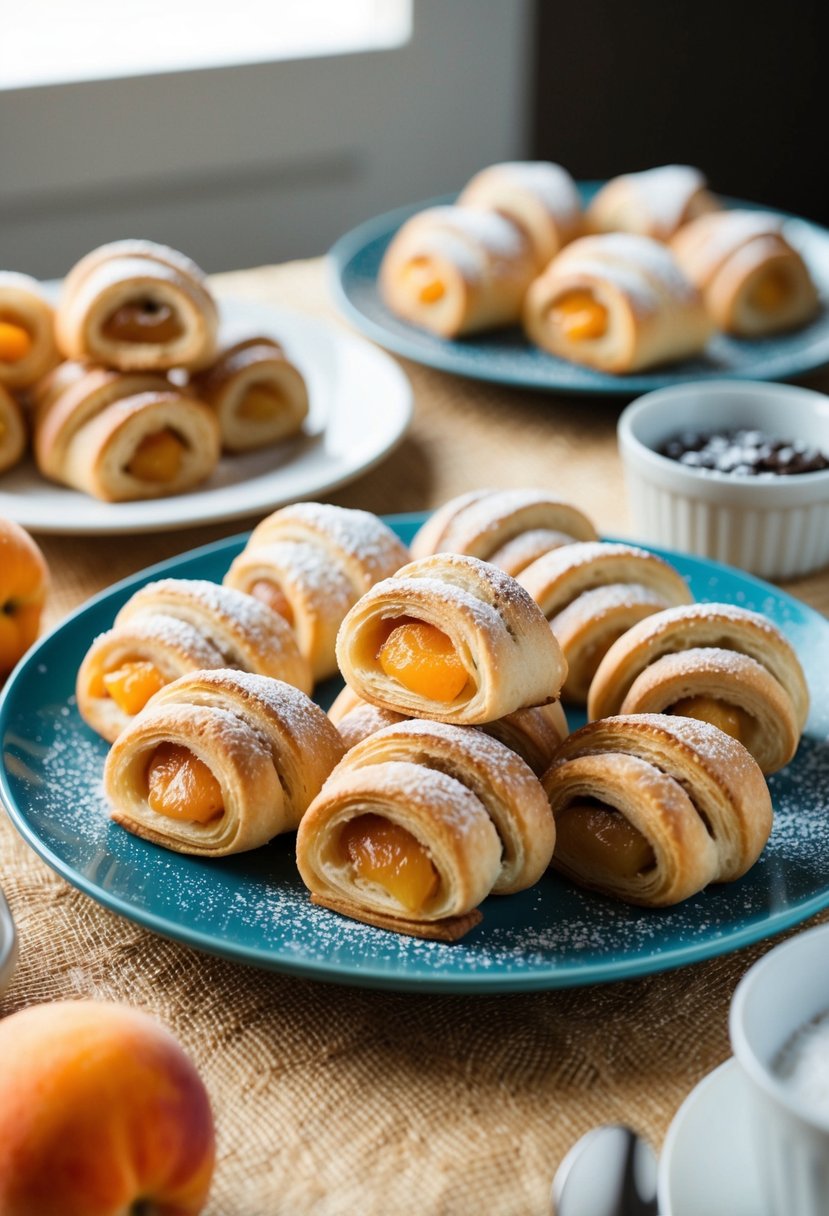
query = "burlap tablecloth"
xmin=2 ymin=259 xmax=828 ymax=1215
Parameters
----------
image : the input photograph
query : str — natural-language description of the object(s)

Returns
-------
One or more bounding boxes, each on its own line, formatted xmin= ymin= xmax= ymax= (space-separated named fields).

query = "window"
xmin=0 ymin=0 xmax=412 ymax=91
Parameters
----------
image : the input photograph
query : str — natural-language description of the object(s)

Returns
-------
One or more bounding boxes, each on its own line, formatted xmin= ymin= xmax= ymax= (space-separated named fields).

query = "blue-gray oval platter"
xmin=1 ymin=514 xmax=828 ymax=992
xmin=329 ymin=189 xmax=829 ymax=395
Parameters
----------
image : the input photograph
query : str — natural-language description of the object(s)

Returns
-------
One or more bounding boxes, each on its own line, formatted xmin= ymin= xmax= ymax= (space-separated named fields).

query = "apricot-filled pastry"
xmin=378 ymin=205 xmax=536 ymax=338
xmin=587 ymin=165 xmax=720 ymax=242
xmin=523 ymin=233 xmax=712 ymax=373
xmin=56 ymin=240 xmax=218 ymax=371
xmin=296 ymin=719 xmax=555 ymax=939
xmin=0 ymin=272 xmax=60 ymax=390
xmin=410 ymin=488 xmax=598 ymax=576
xmin=336 ymin=553 xmax=567 ymax=724
xmin=327 ymin=684 xmax=569 ymax=777
xmin=458 ymin=161 xmax=583 ymax=268
xmin=32 ymin=361 xmax=220 ymax=502
xmin=542 ymin=713 xmax=773 ymax=907
xmin=517 ymin=541 xmax=693 ymax=704
xmin=0 ymin=386 xmax=26 ymax=475
xmin=191 ymin=336 xmax=309 ymax=453
xmin=224 ymin=502 xmax=409 ymax=681
xmin=587 ymin=602 xmax=809 ymax=774
xmin=105 ymin=669 xmax=345 ymax=856
xmin=77 ymin=577 xmax=312 ymax=743
xmin=671 ymin=210 xmax=819 ymax=337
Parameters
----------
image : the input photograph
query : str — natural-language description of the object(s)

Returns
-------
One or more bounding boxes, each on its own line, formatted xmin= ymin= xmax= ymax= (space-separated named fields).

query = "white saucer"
xmin=658 ymin=1058 xmax=767 ymax=1216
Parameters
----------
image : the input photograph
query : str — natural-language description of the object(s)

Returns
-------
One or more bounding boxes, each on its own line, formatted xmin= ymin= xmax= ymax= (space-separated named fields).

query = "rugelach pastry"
xmin=0 ymin=271 xmax=60 ymax=390
xmin=77 ymin=577 xmax=312 ymax=743
xmin=191 ymin=336 xmax=308 ymax=452
xmin=32 ymin=361 xmax=220 ymax=502
xmin=378 ymin=205 xmax=537 ymax=337
xmin=542 ymin=713 xmax=772 ymax=906
xmin=105 ymin=669 xmax=344 ymax=856
xmin=458 ymin=161 xmax=583 ymax=268
xmin=517 ymin=541 xmax=693 ymax=704
xmin=410 ymin=488 xmax=598 ymax=576
xmin=523 ymin=233 xmax=712 ymax=373
xmin=586 ymin=602 xmax=809 ymax=774
xmin=671 ymin=210 xmax=819 ymax=336
xmin=0 ymin=386 xmax=26 ymax=474
xmin=296 ymin=719 xmax=555 ymax=939
xmin=587 ymin=165 xmax=720 ymax=242
xmin=56 ymin=240 xmax=218 ymax=371
xmin=224 ymin=502 xmax=409 ymax=682
xmin=327 ymin=684 xmax=569 ymax=777
xmin=336 ymin=553 xmax=567 ymax=724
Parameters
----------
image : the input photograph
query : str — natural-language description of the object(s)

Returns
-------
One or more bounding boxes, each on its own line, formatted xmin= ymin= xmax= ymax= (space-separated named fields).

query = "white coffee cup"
xmin=730 ymin=922 xmax=829 ymax=1216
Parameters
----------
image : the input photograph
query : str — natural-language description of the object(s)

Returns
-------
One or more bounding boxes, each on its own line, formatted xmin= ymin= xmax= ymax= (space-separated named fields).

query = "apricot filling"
xmin=0 ymin=319 xmax=32 ymax=364
xmin=406 ymin=258 xmax=446 ymax=305
xmin=237 ymin=383 xmax=284 ymax=422
xmin=103 ymin=299 xmax=183 ymax=345
xmin=750 ymin=269 xmax=789 ymax=312
xmin=102 ymin=661 xmax=166 ymax=715
xmin=671 ymin=696 xmax=753 ymax=745
xmin=249 ymin=579 xmax=294 ymax=626
xmin=126 ymin=429 xmax=186 ymax=483
xmin=378 ymin=620 xmax=467 ymax=703
xmin=556 ymin=799 xmax=656 ymax=879
xmin=550 ymin=291 xmax=608 ymax=341
xmin=339 ymin=813 xmax=439 ymax=913
xmin=146 ymin=743 xmax=224 ymax=824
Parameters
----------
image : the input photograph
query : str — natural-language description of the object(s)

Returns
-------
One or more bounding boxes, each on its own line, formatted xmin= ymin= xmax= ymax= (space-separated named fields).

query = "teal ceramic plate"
xmin=329 ymin=189 xmax=829 ymax=395
xmin=1 ymin=515 xmax=829 ymax=993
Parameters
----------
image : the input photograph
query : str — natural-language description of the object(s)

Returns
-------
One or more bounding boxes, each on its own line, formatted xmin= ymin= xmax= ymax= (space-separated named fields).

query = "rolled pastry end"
xmin=296 ymin=760 xmax=502 ymax=939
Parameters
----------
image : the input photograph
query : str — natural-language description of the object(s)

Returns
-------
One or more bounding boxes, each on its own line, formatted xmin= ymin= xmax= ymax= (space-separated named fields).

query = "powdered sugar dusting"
xmin=3 ymin=534 xmax=829 ymax=990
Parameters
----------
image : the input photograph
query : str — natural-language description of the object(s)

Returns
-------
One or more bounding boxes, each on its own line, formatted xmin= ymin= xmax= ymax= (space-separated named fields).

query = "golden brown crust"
xmin=379 ymin=205 xmax=536 ymax=338
xmin=587 ymin=602 xmax=808 ymax=774
xmin=336 ymin=553 xmax=567 ymax=724
xmin=542 ymin=713 xmax=772 ymax=905
xmin=32 ymin=362 xmax=220 ymax=502
xmin=523 ymin=233 xmax=712 ymax=373
xmin=587 ymin=165 xmax=720 ymax=241
xmin=225 ymin=503 xmax=410 ymax=682
xmin=671 ymin=210 xmax=819 ymax=336
xmin=0 ymin=386 xmax=27 ymax=474
xmin=310 ymin=894 xmax=482 ymax=942
xmin=77 ymin=577 xmax=312 ymax=742
xmin=517 ymin=542 xmax=693 ymax=705
xmin=410 ymin=488 xmax=598 ymax=574
xmin=458 ymin=161 xmax=583 ymax=268
xmin=104 ymin=669 xmax=344 ymax=856
xmin=0 ymin=272 xmax=60 ymax=390
xmin=191 ymin=336 xmax=309 ymax=452
xmin=56 ymin=240 xmax=218 ymax=371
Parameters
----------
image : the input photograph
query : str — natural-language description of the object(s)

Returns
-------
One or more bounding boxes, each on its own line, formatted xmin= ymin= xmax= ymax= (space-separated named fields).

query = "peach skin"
xmin=0 ymin=516 xmax=48 ymax=679
xmin=0 ymin=1000 xmax=215 ymax=1216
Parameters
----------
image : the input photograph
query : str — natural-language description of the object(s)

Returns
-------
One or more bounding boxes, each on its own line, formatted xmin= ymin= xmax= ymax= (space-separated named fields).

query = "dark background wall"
xmin=532 ymin=0 xmax=828 ymax=224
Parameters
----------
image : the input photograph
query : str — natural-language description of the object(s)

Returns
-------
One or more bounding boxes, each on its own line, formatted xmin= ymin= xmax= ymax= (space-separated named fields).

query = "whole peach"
xmin=0 ymin=516 xmax=48 ymax=678
xmin=0 ymin=1000 xmax=215 ymax=1216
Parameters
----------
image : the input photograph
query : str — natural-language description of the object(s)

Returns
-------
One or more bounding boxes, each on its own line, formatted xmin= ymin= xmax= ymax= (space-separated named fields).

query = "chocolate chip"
xmin=657 ymin=428 xmax=829 ymax=477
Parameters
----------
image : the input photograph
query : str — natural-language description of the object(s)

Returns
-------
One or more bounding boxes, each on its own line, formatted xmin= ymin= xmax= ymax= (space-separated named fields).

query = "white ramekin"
xmin=729 ymin=923 xmax=829 ymax=1216
xmin=618 ymin=381 xmax=829 ymax=579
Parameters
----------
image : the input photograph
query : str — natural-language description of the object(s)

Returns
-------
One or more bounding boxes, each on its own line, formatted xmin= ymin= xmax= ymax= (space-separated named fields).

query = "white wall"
xmin=0 ymin=0 xmax=534 ymax=277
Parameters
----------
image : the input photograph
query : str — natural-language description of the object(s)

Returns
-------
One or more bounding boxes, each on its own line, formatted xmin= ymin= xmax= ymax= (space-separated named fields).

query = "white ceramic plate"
xmin=0 ymin=296 xmax=412 ymax=535
xmin=658 ymin=1058 xmax=767 ymax=1216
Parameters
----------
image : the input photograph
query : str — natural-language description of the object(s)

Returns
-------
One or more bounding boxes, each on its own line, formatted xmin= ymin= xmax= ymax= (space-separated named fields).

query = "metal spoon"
xmin=551 ymin=1124 xmax=659 ymax=1216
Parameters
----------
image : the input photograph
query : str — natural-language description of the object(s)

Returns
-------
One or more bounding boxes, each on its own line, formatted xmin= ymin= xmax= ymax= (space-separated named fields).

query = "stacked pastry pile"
xmin=0 ymin=240 xmax=308 ymax=500
xmin=380 ymin=162 xmax=820 ymax=373
xmin=92 ymin=492 xmax=807 ymax=941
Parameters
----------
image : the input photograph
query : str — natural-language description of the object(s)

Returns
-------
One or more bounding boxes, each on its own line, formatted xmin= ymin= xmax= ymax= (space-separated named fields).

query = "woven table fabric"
xmin=1 ymin=258 xmax=828 ymax=1216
